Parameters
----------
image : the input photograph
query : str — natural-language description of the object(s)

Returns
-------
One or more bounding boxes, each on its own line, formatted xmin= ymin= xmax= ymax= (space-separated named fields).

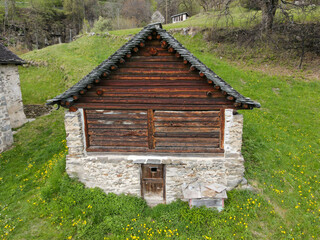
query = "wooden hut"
xmin=47 ymin=23 xmax=260 ymax=207
xmin=171 ymin=12 xmax=189 ymax=23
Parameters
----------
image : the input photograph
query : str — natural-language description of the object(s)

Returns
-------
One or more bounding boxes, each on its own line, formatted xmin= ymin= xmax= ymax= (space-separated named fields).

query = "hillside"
xmin=0 ymin=26 xmax=319 ymax=239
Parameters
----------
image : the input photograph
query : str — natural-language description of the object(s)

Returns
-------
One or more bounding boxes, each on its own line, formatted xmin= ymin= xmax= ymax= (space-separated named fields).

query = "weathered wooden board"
xmin=153 ymin=110 xmax=221 ymax=151
xmin=77 ymin=103 xmax=234 ymax=110
xmin=141 ymin=164 xmax=166 ymax=206
xmin=85 ymin=109 xmax=148 ymax=150
xmin=78 ymin=39 xmax=231 ymax=153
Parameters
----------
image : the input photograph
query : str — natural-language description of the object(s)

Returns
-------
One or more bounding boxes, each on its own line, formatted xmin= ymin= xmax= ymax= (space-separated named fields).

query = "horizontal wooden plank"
xmin=85 ymin=109 xmax=146 ymax=114
xmin=144 ymin=40 xmax=162 ymax=46
xmin=155 ymin=142 xmax=220 ymax=147
xmin=123 ymin=62 xmax=188 ymax=69
xmin=115 ymin=68 xmax=198 ymax=75
xmin=111 ymin=73 xmax=200 ymax=78
xmin=88 ymin=124 xmax=146 ymax=129
xmin=137 ymin=47 xmax=170 ymax=53
xmin=154 ymin=132 xmax=220 ymax=138
xmin=88 ymin=129 xmax=147 ymax=136
xmin=86 ymin=113 xmax=147 ymax=120
xmin=87 ymin=146 xmax=147 ymax=151
xmin=154 ymin=146 xmax=221 ymax=152
xmin=129 ymin=56 xmax=179 ymax=62
xmin=85 ymin=91 xmax=224 ymax=99
xmin=154 ymin=121 xmax=219 ymax=127
xmin=106 ymin=75 xmax=203 ymax=81
xmin=90 ymin=140 xmax=148 ymax=147
xmin=99 ymin=80 xmax=208 ymax=86
xmin=154 ymin=110 xmax=220 ymax=117
xmin=76 ymin=103 xmax=235 ymax=110
xmin=87 ymin=146 xmax=224 ymax=153
xmin=91 ymin=86 xmax=214 ymax=93
xmin=142 ymin=179 xmax=164 ymax=183
xmin=90 ymin=136 xmax=147 ymax=141
xmin=78 ymin=97 xmax=231 ymax=105
xmin=155 ymin=127 xmax=219 ymax=132
xmin=87 ymin=119 xmax=147 ymax=125
xmin=154 ymin=116 xmax=220 ymax=122
xmin=156 ymin=137 xmax=220 ymax=143
xmin=136 ymin=51 xmax=173 ymax=57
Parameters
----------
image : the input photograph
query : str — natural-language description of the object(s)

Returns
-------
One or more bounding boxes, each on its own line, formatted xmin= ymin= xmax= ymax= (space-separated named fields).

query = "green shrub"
xmin=92 ymin=16 xmax=112 ymax=32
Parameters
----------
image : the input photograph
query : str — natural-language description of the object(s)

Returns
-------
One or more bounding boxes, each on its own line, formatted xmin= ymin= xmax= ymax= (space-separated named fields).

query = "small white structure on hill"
xmin=0 ymin=44 xmax=27 ymax=153
xmin=171 ymin=12 xmax=189 ymax=23
xmin=151 ymin=11 xmax=165 ymax=24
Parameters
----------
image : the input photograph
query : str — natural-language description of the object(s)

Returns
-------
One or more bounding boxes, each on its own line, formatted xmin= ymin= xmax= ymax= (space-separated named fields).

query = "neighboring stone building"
xmin=151 ymin=11 xmax=165 ymax=24
xmin=171 ymin=12 xmax=189 ymax=23
xmin=0 ymin=44 xmax=27 ymax=129
xmin=0 ymin=75 xmax=13 ymax=153
xmin=47 ymin=23 xmax=260 ymax=207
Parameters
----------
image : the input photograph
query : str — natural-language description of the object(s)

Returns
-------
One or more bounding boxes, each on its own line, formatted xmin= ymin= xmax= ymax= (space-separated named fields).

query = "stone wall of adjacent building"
xmin=64 ymin=108 xmax=245 ymax=204
xmin=0 ymin=65 xmax=27 ymax=128
xmin=0 ymin=77 xmax=13 ymax=153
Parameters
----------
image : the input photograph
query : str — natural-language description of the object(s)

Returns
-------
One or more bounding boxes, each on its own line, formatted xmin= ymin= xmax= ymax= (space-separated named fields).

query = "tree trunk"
xmin=259 ymin=0 xmax=279 ymax=31
xmin=4 ymin=0 xmax=8 ymax=20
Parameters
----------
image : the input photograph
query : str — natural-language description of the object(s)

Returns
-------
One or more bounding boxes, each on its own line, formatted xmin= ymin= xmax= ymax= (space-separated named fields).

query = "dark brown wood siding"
xmin=85 ymin=109 xmax=148 ymax=151
xmin=76 ymin=39 xmax=232 ymax=153
xmin=75 ymin=40 xmax=235 ymax=111
xmin=154 ymin=111 xmax=221 ymax=152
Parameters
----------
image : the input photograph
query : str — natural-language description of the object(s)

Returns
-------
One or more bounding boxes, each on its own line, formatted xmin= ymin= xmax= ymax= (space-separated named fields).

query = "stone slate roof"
xmin=0 ymin=44 xmax=25 ymax=65
xmin=47 ymin=23 xmax=260 ymax=108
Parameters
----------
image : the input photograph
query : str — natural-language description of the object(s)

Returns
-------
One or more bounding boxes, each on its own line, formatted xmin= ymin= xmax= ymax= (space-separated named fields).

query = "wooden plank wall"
xmin=76 ymin=38 xmax=233 ymax=153
xmin=85 ymin=110 xmax=149 ymax=151
xmin=75 ymin=39 xmax=235 ymax=110
xmin=154 ymin=111 xmax=221 ymax=152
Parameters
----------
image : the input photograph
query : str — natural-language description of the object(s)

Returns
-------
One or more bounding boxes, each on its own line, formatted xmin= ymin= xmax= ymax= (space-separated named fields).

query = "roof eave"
xmin=0 ymin=60 xmax=25 ymax=65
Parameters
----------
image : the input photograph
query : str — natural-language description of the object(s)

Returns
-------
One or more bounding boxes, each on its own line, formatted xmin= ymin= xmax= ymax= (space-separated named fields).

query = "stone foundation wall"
xmin=0 ymin=77 xmax=13 ymax=153
xmin=0 ymin=65 xmax=27 ymax=128
xmin=64 ymin=108 xmax=245 ymax=203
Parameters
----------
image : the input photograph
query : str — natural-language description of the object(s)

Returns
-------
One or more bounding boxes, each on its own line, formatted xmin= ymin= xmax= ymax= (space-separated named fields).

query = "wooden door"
xmin=141 ymin=164 xmax=165 ymax=206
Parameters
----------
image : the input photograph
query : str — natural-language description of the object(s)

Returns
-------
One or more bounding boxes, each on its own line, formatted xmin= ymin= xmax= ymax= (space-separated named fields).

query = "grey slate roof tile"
xmin=47 ymin=23 xmax=260 ymax=108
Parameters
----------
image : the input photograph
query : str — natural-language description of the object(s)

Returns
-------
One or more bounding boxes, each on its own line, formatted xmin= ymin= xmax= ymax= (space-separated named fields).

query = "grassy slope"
xmin=0 ymin=26 xmax=319 ymax=239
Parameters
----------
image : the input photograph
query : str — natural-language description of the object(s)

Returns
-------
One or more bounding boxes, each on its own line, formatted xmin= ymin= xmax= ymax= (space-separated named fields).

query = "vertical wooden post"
xmin=147 ymin=109 xmax=155 ymax=149
xmin=83 ymin=109 xmax=90 ymax=149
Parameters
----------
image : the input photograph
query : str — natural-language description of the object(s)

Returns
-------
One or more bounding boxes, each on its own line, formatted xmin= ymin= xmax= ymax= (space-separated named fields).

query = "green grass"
xmin=20 ymin=35 xmax=128 ymax=104
xmin=0 ymin=25 xmax=319 ymax=239
xmin=166 ymin=4 xmax=320 ymax=30
xmin=0 ymin=112 xmax=281 ymax=239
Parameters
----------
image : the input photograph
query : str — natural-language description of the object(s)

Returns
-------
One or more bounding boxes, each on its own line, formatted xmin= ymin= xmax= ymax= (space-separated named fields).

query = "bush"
xmin=92 ymin=16 xmax=112 ymax=32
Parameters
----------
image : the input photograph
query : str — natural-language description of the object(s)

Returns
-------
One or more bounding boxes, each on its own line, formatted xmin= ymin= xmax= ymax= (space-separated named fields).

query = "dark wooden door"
xmin=141 ymin=164 xmax=165 ymax=206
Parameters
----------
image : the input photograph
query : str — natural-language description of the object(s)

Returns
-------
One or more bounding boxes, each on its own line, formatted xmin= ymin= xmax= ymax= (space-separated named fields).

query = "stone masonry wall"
xmin=64 ymin=108 xmax=245 ymax=203
xmin=0 ymin=76 xmax=13 ymax=153
xmin=224 ymin=109 xmax=245 ymax=189
xmin=0 ymin=65 xmax=27 ymax=128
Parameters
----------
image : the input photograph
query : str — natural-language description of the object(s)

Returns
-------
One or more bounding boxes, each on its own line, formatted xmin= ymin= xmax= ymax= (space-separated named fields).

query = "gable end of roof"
xmin=47 ymin=23 xmax=260 ymax=109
